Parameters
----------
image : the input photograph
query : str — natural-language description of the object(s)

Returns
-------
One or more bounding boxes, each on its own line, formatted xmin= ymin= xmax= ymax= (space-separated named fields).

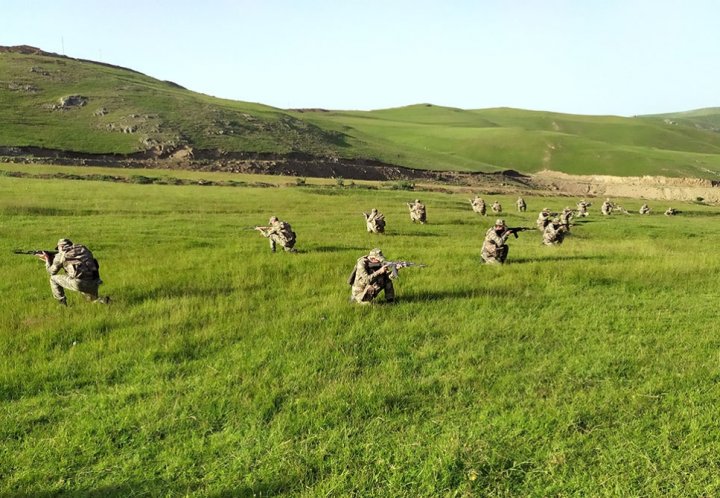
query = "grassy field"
xmin=4 ymin=49 xmax=720 ymax=178
xmin=2 ymin=166 xmax=720 ymax=496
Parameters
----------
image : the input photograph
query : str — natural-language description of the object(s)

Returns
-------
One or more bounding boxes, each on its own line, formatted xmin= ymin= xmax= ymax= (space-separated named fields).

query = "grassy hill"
xmin=3 ymin=46 xmax=720 ymax=178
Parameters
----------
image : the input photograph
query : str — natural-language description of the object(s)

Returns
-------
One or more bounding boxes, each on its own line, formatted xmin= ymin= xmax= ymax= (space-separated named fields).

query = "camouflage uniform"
xmin=639 ymin=204 xmax=651 ymax=214
xmin=348 ymin=248 xmax=395 ymax=304
xmin=261 ymin=216 xmax=297 ymax=252
xmin=471 ymin=196 xmax=486 ymax=215
xmin=536 ymin=208 xmax=553 ymax=230
xmin=559 ymin=207 xmax=573 ymax=230
xmin=364 ymin=209 xmax=386 ymax=233
xmin=601 ymin=199 xmax=613 ymax=215
xmin=407 ymin=199 xmax=427 ymax=224
xmin=481 ymin=219 xmax=511 ymax=264
xmin=46 ymin=238 xmax=106 ymax=305
xmin=665 ymin=207 xmax=677 ymax=216
xmin=543 ymin=219 xmax=566 ymax=245
xmin=516 ymin=197 xmax=527 ymax=212
xmin=576 ymin=200 xmax=590 ymax=217
xmin=491 ymin=201 xmax=502 ymax=214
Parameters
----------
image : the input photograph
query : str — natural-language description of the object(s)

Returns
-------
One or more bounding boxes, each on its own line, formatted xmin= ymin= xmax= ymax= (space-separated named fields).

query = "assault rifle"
xmin=13 ymin=249 xmax=58 ymax=260
xmin=505 ymin=226 xmax=533 ymax=239
xmin=243 ymin=226 xmax=271 ymax=232
xmin=382 ymin=260 xmax=426 ymax=278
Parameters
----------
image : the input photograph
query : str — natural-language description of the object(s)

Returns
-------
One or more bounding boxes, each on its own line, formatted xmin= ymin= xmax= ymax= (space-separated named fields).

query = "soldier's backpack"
xmin=64 ymin=245 xmax=101 ymax=280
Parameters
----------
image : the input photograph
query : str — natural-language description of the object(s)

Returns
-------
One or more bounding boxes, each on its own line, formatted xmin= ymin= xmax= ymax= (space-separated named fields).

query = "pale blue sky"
xmin=3 ymin=0 xmax=718 ymax=115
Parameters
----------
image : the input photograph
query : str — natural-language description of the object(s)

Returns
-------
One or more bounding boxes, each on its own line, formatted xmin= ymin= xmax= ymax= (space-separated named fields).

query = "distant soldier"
xmin=559 ymin=206 xmax=573 ymax=230
xmin=576 ymin=199 xmax=591 ymax=217
xmin=407 ymin=199 xmax=427 ymax=224
xmin=639 ymin=203 xmax=651 ymax=215
xmin=601 ymin=198 xmax=613 ymax=216
xmin=470 ymin=196 xmax=486 ymax=216
xmin=665 ymin=207 xmax=678 ymax=216
xmin=491 ymin=201 xmax=502 ymax=214
xmin=543 ymin=218 xmax=567 ymax=245
xmin=536 ymin=207 xmax=554 ymax=230
xmin=481 ymin=219 xmax=512 ymax=264
xmin=257 ymin=216 xmax=297 ymax=252
xmin=348 ymin=248 xmax=395 ymax=304
xmin=39 ymin=238 xmax=109 ymax=306
xmin=363 ymin=208 xmax=386 ymax=233
xmin=516 ymin=197 xmax=527 ymax=212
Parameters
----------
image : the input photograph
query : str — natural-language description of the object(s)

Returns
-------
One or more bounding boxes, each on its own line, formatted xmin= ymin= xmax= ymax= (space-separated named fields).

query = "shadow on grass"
xmin=0 ymin=480 xmax=295 ymax=498
xmin=310 ymin=245 xmax=369 ymax=253
xmin=121 ymin=285 xmax=238 ymax=305
xmin=393 ymin=286 xmax=524 ymax=304
xmin=510 ymin=254 xmax=609 ymax=264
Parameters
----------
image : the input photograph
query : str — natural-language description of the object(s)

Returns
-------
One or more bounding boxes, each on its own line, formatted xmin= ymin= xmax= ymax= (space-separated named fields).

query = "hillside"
xmin=3 ymin=46 xmax=720 ymax=179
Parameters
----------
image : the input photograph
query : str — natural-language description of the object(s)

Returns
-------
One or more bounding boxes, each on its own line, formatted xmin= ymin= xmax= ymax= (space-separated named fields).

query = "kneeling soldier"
xmin=41 ymin=238 xmax=108 ymax=306
xmin=348 ymin=248 xmax=395 ymax=304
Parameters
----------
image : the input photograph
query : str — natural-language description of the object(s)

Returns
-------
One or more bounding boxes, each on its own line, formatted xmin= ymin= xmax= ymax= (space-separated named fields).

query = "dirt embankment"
xmin=2 ymin=146 xmax=719 ymax=202
xmin=534 ymin=170 xmax=720 ymax=204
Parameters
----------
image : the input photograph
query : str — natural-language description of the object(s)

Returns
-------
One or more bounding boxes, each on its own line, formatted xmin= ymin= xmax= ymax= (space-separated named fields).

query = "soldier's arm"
xmin=46 ymin=252 xmax=64 ymax=275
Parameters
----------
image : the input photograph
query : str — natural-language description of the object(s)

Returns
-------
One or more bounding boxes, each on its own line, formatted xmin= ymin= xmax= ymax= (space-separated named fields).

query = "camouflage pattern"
xmin=543 ymin=220 xmax=567 ymax=245
xmin=639 ymin=204 xmax=651 ymax=214
xmin=491 ymin=201 xmax=502 ymax=214
xmin=407 ymin=200 xmax=427 ymax=224
xmin=560 ymin=207 xmax=573 ymax=229
xmin=576 ymin=200 xmax=590 ymax=217
xmin=516 ymin=197 xmax=527 ymax=212
xmin=46 ymin=239 xmax=104 ymax=304
xmin=665 ymin=207 xmax=677 ymax=216
xmin=261 ymin=217 xmax=297 ymax=252
xmin=601 ymin=199 xmax=613 ymax=215
xmin=364 ymin=209 xmax=386 ymax=233
xmin=536 ymin=208 xmax=552 ymax=230
xmin=349 ymin=249 xmax=395 ymax=304
xmin=481 ymin=220 xmax=511 ymax=264
xmin=470 ymin=196 xmax=486 ymax=215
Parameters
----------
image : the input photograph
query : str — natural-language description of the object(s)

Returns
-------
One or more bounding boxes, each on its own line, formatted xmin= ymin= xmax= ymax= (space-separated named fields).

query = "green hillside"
xmin=3 ymin=46 xmax=720 ymax=178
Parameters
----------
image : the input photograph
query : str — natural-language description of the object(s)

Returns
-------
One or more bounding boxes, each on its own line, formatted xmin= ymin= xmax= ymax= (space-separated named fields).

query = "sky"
xmin=3 ymin=0 xmax=719 ymax=116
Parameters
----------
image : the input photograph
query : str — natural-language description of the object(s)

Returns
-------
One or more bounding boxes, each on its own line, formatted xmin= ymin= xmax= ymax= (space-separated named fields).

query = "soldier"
xmin=481 ymin=219 xmax=512 ymax=264
xmin=516 ymin=197 xmax=527 ymax=212
xmin=536 ymin=207 xmax=554 ymax=230
xmin=348 ymin=248 xmax=395 ymax=304
xmin=601 ymin=198 xmax=613 ymax=216
xmin=470 ymin=196 xmax=486 ymax=215
xmin=491 ymin=201 xmax=502 ymax=214
xmin=257 ymin=216 xmax=297 ymax=252
xmin=363 ymin=208 xmax=386 ymax=233
xmin=407 ymin=199 xmax=427 ymax=224
xmin=543 ymin=218 xmax=567 ymax=245
xmin=559 ymin=206 xmax=573 ymax=230
xmin=576 ymin=199 xmax=591 ymax=217
xmin=639 ymin=203 xmax=651 ymax=215
xmin=39 ymin=238 xmax=108 ymax=306
xmin=665 ymin=207 xmax=678 ymax=216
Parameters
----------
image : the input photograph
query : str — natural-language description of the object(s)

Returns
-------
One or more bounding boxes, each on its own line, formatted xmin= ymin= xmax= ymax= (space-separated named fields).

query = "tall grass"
xmin=1 ymin=169 xmax=720 ymax=496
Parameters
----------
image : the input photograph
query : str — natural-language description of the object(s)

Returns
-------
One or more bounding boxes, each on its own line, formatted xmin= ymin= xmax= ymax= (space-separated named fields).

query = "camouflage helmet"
xmin=495 ymin=218 xmax=506 ymax=227
xmin=56 ymin=238 xmax=73 ymax=250
xmin=542 ymin=207 xmax=550 ymax=212
xmin=269 ymin=216 xmax=278 ymax=224
xmin=368 ymin=248 xmax=385 ymax=262
xmin=415 ymin=199 xmax=420 ymax=203
xmin=371 ymin=208 xmax=377 ymax=213
xmin=564 ymin=206 xmax=571 ymax=211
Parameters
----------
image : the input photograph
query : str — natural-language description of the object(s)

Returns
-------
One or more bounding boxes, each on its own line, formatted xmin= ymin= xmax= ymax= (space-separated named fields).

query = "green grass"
xmin=2 ymin=167 xmax=720 ymax=496
xmin=4 ymin=50 xmax=720 ymax=178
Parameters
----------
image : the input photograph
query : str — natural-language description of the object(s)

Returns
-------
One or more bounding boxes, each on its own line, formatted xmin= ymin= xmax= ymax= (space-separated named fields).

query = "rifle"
xmin=13 ymin=249 xmax=58 ymax=260
xmin=382 ymin=260 xmax=427 ymax=278
xmin=505 ymin=226 xmax=532 ymax=239
xmin=242 ymin=226 xmax=271 ymax=233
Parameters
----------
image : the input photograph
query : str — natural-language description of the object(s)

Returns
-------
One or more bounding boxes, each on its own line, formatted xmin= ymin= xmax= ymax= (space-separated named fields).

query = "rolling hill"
xmin=3 ymin=45 xmax=720 ymax=179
